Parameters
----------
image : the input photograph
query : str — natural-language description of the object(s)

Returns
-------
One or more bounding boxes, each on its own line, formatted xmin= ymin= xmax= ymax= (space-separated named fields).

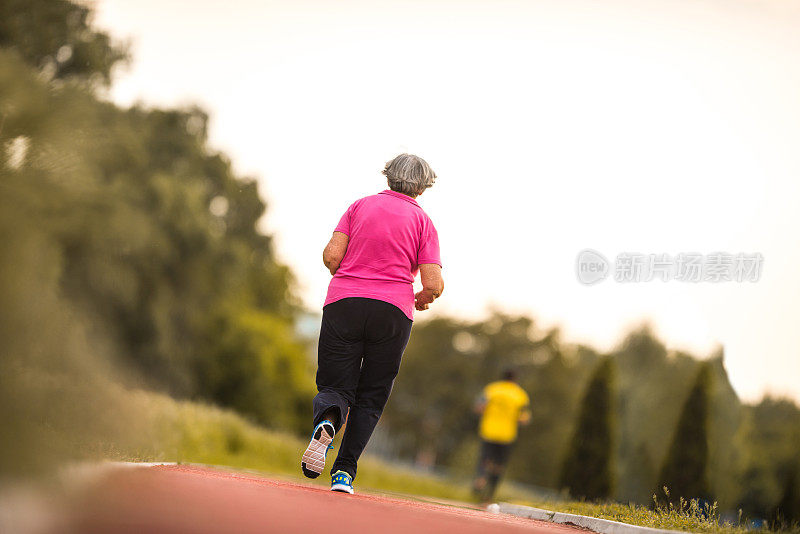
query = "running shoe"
xmin=330 ymin=470 xmax=354 ymax=494
xmin=301 ymin=420 xmax=335 ymax=479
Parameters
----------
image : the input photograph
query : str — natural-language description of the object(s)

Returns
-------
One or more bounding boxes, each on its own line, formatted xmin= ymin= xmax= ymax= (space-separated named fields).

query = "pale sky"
xmin=95 ymin=0 xmax=800 ymax=403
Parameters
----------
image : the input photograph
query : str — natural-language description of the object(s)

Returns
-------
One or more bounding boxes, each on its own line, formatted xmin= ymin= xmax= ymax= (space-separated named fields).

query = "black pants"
xmin=474 ymin=440 xmax=513 ymax=500
xmin=313 ymin=297 xmax=413 ymax=479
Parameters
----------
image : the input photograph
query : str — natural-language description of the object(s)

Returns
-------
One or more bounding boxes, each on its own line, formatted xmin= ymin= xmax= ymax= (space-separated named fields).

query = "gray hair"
xmin=382 ymin=154 xmax=437 ymax=197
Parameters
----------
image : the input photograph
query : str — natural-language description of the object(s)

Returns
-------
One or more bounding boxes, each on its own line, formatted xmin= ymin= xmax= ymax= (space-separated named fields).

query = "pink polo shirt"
xmin=324 ymin=190 xmax=441 ymax=320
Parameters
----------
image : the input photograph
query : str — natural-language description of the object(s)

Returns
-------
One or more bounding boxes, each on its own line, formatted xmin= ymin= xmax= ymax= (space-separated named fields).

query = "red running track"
xmin=58 ymin=464 xmax=584 ymax=534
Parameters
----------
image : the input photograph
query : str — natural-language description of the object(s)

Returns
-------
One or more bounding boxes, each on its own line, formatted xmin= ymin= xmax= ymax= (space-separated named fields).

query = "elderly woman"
xmin=301 ymin=154 xmax=444 ymax=494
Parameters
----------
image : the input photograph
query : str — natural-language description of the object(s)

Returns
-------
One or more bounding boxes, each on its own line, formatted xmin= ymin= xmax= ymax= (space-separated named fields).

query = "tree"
xmin=0 ymin=0 xmax=128 ymax=85
xmin=773 ymin=462 xmax=800 ymax=526
xmin=559 ymin=357 xmax=615 ymax=500
xmin=656 ymin=363 xmax=713 ymax=505
xmin=738 ymin=398 xmax=800 ymax=520
xmin=0 ymin=0 xmax=311 ymax=465
xmin=510 ymin=339 xmax=592 ymax=488
xmin=613 ymin=326 xmax=673 ymax=503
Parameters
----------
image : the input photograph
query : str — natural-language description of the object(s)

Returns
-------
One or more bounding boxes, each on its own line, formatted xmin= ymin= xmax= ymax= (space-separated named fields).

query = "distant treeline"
xmin=0 ymin=0 xmax=797 ymax=525
xmin=385 ymin=315 xmax=800 ymax=523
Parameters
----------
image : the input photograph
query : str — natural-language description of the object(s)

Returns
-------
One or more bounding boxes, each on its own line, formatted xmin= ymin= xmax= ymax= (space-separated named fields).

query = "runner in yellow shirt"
xmin=472 ymin=368 xmax=530 ymax=502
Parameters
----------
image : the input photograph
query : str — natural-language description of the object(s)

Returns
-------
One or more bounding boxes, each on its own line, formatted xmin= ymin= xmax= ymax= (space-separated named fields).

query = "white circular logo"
xmin=576 ymin=249 xmax=610 ymax=285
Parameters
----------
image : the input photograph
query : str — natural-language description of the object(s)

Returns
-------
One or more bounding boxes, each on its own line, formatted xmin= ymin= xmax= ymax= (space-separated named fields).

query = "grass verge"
xmin=509 ymin=498 xmax=750 ymax=534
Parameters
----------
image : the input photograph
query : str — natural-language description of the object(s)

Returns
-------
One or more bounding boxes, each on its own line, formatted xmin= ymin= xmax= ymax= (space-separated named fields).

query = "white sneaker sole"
xmin=331 ymin=483 xmax=354 ymax=494
xmin=301 ymin=423 xmax=334 ymax=478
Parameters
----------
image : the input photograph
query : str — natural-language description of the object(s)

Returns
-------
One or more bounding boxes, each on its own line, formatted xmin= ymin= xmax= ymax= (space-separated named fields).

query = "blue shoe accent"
xmin=331 ymin=470 xmax=354 ymax=494
xmin=301 ymin=420 xmax=335 ymax=479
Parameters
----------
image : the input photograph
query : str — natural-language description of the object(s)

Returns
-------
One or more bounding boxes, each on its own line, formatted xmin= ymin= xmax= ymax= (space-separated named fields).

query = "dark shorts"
xmin=479 ymin=439 xmax=513 ymax=468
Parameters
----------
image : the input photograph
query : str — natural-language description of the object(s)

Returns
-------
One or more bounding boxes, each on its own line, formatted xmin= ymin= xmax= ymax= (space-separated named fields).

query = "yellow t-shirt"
xmin=478 ymin=380 xmax=530 ymax=444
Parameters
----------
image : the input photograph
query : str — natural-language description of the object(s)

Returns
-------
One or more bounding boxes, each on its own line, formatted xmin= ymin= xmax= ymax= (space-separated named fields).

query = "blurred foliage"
xmin=0 ymin=0 xmax=128 ymax=86
xmin=383 ymin=317 xmax=800 ymax=521
xmin=774 ymin=463 xmax=800 ymax=528
xmin=559 ymin=357 xmax=615 ymax=500
xmin=738 ymin=397 xmax=800 ymax=524
xmin=0 ymin=0 xmax=312 ymax=476
xmin=196 ymin=308 xmax=314 ymax=435
xmin=656 ymin=363 xmax=713 ymax=506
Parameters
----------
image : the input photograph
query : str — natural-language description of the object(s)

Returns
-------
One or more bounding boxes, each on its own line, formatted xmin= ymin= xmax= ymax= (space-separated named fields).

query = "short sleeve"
xmin=417 ymin=219 xmax=441 ymax=266
xmin=520 ymin=389 xmax=530 ymax=408
xmin=334 ymin=204 xmax=352 ymax=236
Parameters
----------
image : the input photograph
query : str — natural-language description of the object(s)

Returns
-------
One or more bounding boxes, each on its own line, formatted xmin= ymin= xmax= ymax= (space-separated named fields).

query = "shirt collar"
xmin=379 ymin=189 xmax=419 ymax=206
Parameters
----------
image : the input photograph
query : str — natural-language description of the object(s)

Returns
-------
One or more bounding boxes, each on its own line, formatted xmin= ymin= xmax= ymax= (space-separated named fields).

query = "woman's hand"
xmin=416 ymin=264 xmax=444 ymax=311
xmin=415 ymin=288 xmax=437 ymax=311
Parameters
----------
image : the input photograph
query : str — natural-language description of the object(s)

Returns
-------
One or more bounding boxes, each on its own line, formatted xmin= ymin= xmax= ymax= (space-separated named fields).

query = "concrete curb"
xmin=491 ymin=503 xmax=689 ymax=534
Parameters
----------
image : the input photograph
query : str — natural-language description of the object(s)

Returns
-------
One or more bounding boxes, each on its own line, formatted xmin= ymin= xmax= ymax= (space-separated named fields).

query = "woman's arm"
xmin=415 ymin=263 xmax=444 ymax=311
xmin=323 ymin=231 xmax=349 ymax=275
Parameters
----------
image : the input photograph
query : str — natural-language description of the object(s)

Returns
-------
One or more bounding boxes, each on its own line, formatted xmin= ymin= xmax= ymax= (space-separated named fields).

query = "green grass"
xmin=509 ymin=498 xmax=744 ymax=534
xmin=508 ymin=490 xmax=799 ymax=534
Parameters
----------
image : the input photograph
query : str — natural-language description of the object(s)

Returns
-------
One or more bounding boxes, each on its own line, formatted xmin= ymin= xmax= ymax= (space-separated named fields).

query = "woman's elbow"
xmin=323 ymin=232 xmax=349 ymax=273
